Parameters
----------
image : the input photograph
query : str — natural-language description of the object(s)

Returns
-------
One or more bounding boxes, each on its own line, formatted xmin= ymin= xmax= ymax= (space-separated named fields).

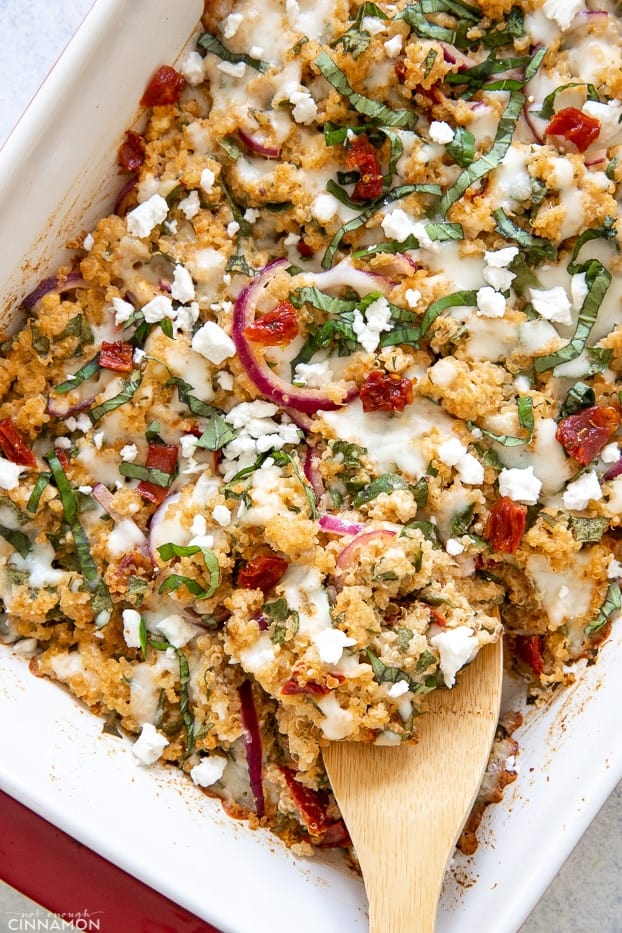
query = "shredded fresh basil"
xmin=381 ymin=289 xmax=477 ymax=349
xmin=196 ymin=415 xmax=237 ymax=452
xmin=567 ymin=217 xmax=617 ymax=275
xmin=569 ymin=515 xmax=609 ymax=544
xmin=57 ymin=313 xmax=94 ymax=353
xmin=0 ymin=525 xmax=31 ymax=558
xmin=585 ymin=581 xmax=621 ymax=635
xmin=560 ymin=382 xmax=596 ymax=418
xmin=534 ymin=259 xmax=611 ymax=372
xmin=446 ymin=127 xmax=475 ymax=167
xmin=493 ymin=208 xmax=557 ymax=265
xmin=26 ymin=473 xmax=51 ymax=513
xmin=315 ymin=51 xmax=418 ymax=129
xmin=53 ymin=355 xmax=100 ymax=395
xmin=89 ymin=371 xmax=142 ymax=423
xmin=331 ymin=1 xmax=388 ymax=59
xmin=451 ymin=503 xmax=475 ymax=537
xmin=263 ymin=597 xmax=300 ymax=644
xmin=440 ymin=91 xmax=526 ymax=216
xmin=400 ymin=519 xmax=441 ymax=546
xmin=166 ymin=376 xmax=217 ymax=419
xmin=271 ymin=449 xmax=317 ymax=519
xmin=157 ymin=542 xmax=220 ymax=599
xmin=367 ymin=648 xmax=438 ymax=694
xmin=197 ymin=32 xmax=269 ymax=73
xmin=534 ymin=82 xmax=600 ymax=121
xmin=353 ymin=473 xmax=410 ymax=506
xmin=470 ymin=396 xmax=534 ymax=447
xmin=398 ymin=2 xmax=475 ymax=49
xmin=119 ymin=462 xmax=176 ymax=488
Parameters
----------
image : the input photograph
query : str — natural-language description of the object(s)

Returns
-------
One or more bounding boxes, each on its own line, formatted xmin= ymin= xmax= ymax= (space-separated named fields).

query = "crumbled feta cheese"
xmin=529 ymin=286 xmax=572 ymax=325
xmin=192 ymin=321 xmax=236 ymax=365
xmin=430 ymin=626 xmax=479 ymax=688
xmin=352 ymin=297 xmax=393 ymax=353
xmin=216 ymin=370 xmax=234 ymax=392
xmin=225 ymin=401 xmax=279 ymax=429
xmin=362 ymin=15 xmax=386 ymax=34
xmin=542 ymin=0 xmax=584 ymax=31
xmin=387 ymin=679 xmax=410 ymax=698
xmin=293 ymin=360 xmax=331 ymax=387
xmin=171 ymin=264 xmax=196 ymax=303
xmin=132 ymin=723 xmax=169 ymax=766
xmin=120 ymin=444 xmax=138 ymax=462
xmin=383 ymin=35 xmax=403 ymax=58
xmin=381 ymin=208 xmax=417 ymax=242
xmin=179 ymin=50 xmax=205 ymax=85
xmin=200 ymin=167 xmax=216 ymax=194
xmin=429 ymin=357 xmax=459 ymax=388
xmin=126 ymin=194 xmax=168 ymax=238
xmin=156 ymin=613 xmax=199 ymax=649
xmin=191 ymin=514 xmax=207 ymax=537
xmin=483 ymin=266 xmax=515 ymax=292
xmin=499 ymin=466 xmax=542 ymax=505
xmin=446 ymin=538 xmax=464 ymax=556
xmin=212 ymin=504 xmax=232 ymax=527
xmin=217 ymin=61 xmax=246 ymax=78
xmin=484 ymin=247 xmax=519 ymax=268
xmin=562 ymin=470 xmax=602 ymax=511
xmin=0 ymin=459 xmax=25 ymax=490
xmin=122 ymin=609 xmax=142 ymax=649
xmin=607 ymin=556 xmax=622 ymax=579
xmin=244 ymin=208 xmax=260 ymax=224
xmin=405 ymin=288 xmax=421 ymax=309
xmin=429 ymin=120 xmax=454 ymax=144
xmin=223 ymin=12 xmax=243 ymax=38
xmin=583 ymin=100 xmax=622 ymax=146
xmin=227 ymin=220 xmax=240 ymax=237
xmin=457 ymin=453 xmax=484 ymax=485
xmin=289 ymin=89 xmax=318 ymax=124
xmin=83 ymin=233 xmax=94 ymax=251
xmin=284 ymin=232 xmax=300 ymax=246
xmin=93 ymin=432 xmax=104 ymax=450
xmin=476 ymin=286 xmax=506 ymax=318
xmin=312 ymin=192 xmax=339 ymax=224
xmin=111 ymin=297 xmax=135 ymax=325
xmin=570 ymin=273 xmax=589 ymax=311
xmin=180 ymin=434 xmax=198 ymax=460
xmin=179 ymin=190 xmax=201 ymax=220
xmin=601 ymin=443 xmax=620 ymax=464
xmin=190 ymin=755 xmax=227 ymax=787
xmin=438 ymin=438 xmax=467 ymax=467
xmin=142 ymin=295 xmax=174 ymax=323
xmin=54 ymin=436 xmax=71 ymax=449
xmin=313 ymin=628 xmax=356 ymax=664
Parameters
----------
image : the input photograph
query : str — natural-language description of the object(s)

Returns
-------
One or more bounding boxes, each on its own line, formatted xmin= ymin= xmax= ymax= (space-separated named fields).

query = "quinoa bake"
xmin=1 ymin=0 xmax=622 ymax=852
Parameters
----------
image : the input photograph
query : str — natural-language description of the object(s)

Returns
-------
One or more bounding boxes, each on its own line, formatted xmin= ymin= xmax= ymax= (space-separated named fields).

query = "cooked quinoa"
xmin=1 ymin=0 xmax=622 ymax=851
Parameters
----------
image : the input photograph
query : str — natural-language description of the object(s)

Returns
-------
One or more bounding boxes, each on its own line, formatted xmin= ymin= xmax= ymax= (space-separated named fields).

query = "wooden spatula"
xmin=323 ymin=638 xmax=503 ymax=933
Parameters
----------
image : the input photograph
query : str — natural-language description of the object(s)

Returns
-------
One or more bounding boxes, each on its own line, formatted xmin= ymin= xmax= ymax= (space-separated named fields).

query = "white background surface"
xmin=0 ymin=3 xmax=620 ymax=931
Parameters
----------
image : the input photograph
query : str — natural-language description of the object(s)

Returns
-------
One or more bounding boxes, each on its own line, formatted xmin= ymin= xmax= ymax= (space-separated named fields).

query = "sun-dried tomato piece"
xmin=360 ymin=370 xmax=414 ymax=413
xmin=346 ymin=136 xmax=383 ymax=201
xmin=138 ymin=442 xmax=178 ymax=505
xmin=509 ymin=634 xmax=545 ymax=676
xmin=140 ymin=65 xmax=186 ymax=107
xmin=556 ymin=405 xmax=620 ymax=466
xmin=297 ymin=240 xmax=314 ymax=259
xmin=0 ymin=418 xmax=37 ymax=468
xmin=281 ymin=767 xmax=334 ymax=836
xmin=546 ymin=107 xmax=600 ymax=153
xmin=54 ymin=447 xmax=70 ymax=470
xmin=243 ymin=301 xmax=299 ymax=346
xmin=484 ymin=497 xmax=528 ymax=554
xmin=237 ymin=553 xmax=289 ymax=592
xmin=99 ymin=341 xmax=134 ymax=373
xmin=117 ymin=130 xmax=146 ymax=173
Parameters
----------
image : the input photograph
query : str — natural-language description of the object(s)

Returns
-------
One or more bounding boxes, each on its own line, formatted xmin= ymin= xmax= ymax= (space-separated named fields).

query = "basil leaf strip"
xmin=157 ymin=542 xmax=220 ymax=600
xmin=45 ymin=450 xmax=112 ymax=618
xmin=440 ymin=91 xmax=526 ymax=216
xmin=331 ymin=1 xmax=388 ymax=60
xmin=353 ymin=473 xmax=410 ymax=506
xmin=534 ymin=260 xmax=611 ymax=372
xmin=315 ymin=51 xmax=418 ymax=129
xmin=196 ymin=415 xmax=237 ymax=452
xmin=493 ymin=208 xmax=557 ymax=264
xmin=367 ymin=648 xmax=438 ymax=694
xmin=53 ymin=354 xmax=100 ymax=394
xmin=271 ymin=449 xmax=318 ymax=519
xmin=89 ymin=371 xmax=142 ymax=424
xmin=166 ymin=376 xmax=217 ymax=418
xmin=197 ymin=33 xmax=269 ymax=73
xmin=119 ymin=462 xmax=176 ymax=488
xmin=567 ymin=216 xmax=617 ymax=275
xmin=446 ymin=127 xmax=475 ymax=167
xmin=146 ymin=633 xmax=195 ymax=754
xmin=560 ymin=382 xmax=595 ymax=418
xmin=27 ymin=473 xmax=52 ymax=513
xmin=569 ymin=515 xmax=609 ymax=544
xmin=534 ymin=81 xmax=600 ymax=120
xmin=585 ymin=581 xmax=621 ymax=636
xmin=0 ymin=525 xmax=31 ymax=558
xmin=469 ymin=396 xmax=534 ymax=447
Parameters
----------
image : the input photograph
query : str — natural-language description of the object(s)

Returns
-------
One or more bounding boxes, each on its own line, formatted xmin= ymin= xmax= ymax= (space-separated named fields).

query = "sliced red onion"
xmin=91 ymin=483 xmax=115 ymax=513
xmin=283 ymin=407 xmax=314 ymax=432
xmin=319 ymin=513 xmax=364 ymax=536
xmin=604 ymin=457 xmax=622 ymax=481
xmin=304 ymin=446 xmax=325 ymax=500
xmin=114 ymin=174 xmax=138 ymax=216
xmin=232 ymin=259 xmax=356 ymax=414
xmin=22 ymin=272 xmax=87 ymax=312
xmin=585 ymin=152 xmax=607 ymax=167
xmin=522 ymin=103 xmax=544 ymax=145
xmin=238 ymin=680 xmax=265 ymax=818
xmin=238 ymin=130 xmax=280 ymax=159
xmin=46 ymin=396 xmax=94 ymax=419
xmin=336 ymin=528 xmax=397 ymax=571
xmin=91 ymin=483 xmax=148 ymax=551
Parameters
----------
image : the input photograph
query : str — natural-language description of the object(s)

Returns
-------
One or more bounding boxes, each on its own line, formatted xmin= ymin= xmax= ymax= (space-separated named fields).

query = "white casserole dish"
xmin=0 ymin=2 xmax=621 ymax=930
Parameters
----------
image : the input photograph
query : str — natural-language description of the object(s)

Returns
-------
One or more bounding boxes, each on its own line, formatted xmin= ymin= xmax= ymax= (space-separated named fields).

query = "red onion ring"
xmin=319 ymin=513 xmax=364 ymax=536
xmin=304 ymin=446 xmax=325 ymax=500
xmin=22 ymin=272 xmax=87 ymax=312
xmin=604 ymin=457 xmax=622 ymax=481
xmin=114 ymin=174 xmax=138 ymax=216
xmin=238 ymin=680 xmax=265 ymax=817
xmin=238 ymin=130 xmax=280 ymax=160
xmin=232 ymin=259 xmax=356 ymax=414
xmin=46 ymin=396 xmax=94 ymax=419
xmin=336 ymin=528 xmax=397 ymax=571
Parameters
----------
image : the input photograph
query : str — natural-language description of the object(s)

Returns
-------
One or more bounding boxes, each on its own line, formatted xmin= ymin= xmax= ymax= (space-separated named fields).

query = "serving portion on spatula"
xmin=323 ymin=637 xmax=504 ymax=933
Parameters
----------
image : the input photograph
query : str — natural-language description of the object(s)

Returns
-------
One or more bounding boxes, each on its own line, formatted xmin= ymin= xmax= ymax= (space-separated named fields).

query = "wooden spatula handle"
xmin=324 ymin=640 xmax=503 ymax=933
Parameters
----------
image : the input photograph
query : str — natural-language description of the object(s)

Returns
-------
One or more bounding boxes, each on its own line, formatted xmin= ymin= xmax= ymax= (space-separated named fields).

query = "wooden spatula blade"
xmin=323 ymin=639 xmax=503 ymax=933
